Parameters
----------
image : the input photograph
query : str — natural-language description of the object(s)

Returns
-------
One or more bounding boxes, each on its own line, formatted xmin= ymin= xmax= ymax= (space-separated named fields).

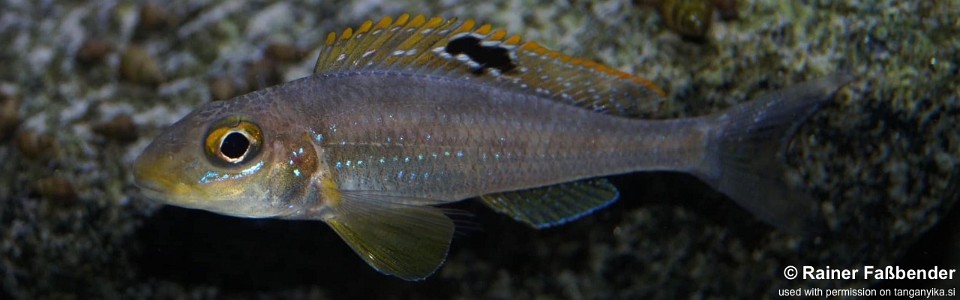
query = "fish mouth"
xmin=133 ymin=151 xmax=191 ymax=202
xmin=132 ymin=161 xmax=200 ymax=205
xmin=134 ymin=177 xmax=212 ymax=211
xmin=133 ymin=175 xmax=177 ymax=203
xmin=133 ymin=170 xmax=164 ymax=192
xmin=133 ymin=173 xmax=208 ymax=204
xmin=136 ymin=183 xmax=164 ymax=200
xmin=132 ymin=168 xmax=264 ymax=216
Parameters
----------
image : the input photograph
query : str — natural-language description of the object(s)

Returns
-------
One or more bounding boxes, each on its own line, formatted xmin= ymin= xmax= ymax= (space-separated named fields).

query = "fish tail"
xmin=698 ymin=74 xmax=853 ymax=234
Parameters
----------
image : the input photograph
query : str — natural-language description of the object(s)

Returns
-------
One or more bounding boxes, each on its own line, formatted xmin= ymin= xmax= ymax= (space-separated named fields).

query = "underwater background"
xmin=1 ymin=0 xmax=957 ymax=298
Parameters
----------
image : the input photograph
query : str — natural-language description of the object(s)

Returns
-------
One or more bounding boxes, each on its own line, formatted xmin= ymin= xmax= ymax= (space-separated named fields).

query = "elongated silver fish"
xmin=133 ymin=14 xmax=852 ymax=280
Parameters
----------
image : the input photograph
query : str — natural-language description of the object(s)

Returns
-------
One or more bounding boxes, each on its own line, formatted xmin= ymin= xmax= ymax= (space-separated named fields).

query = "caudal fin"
xmin=699 ymin=74 xmax=854 ymax=234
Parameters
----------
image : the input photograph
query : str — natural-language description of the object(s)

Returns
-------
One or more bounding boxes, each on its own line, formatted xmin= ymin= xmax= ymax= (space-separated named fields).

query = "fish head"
xmin=134 ymin=98 xmax=316 ymax=218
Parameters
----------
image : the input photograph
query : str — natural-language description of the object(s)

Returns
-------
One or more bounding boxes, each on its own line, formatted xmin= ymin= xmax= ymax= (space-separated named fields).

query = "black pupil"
xmin=220 ymin=132 xmax=250 ymax=160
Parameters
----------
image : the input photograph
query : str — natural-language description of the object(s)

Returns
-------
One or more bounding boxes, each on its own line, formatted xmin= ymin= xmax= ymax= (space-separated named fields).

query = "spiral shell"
xmin=660 ymin=0 xmax=715 ymax=40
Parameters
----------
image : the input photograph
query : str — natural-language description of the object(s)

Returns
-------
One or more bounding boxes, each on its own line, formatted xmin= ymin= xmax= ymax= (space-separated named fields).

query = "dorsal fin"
xmin=315 ymin=14 xmax=666 ymax=118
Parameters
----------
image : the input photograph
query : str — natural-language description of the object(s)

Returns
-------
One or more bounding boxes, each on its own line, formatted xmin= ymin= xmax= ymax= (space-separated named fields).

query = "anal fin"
xmin=326 ymin=192 xmax=454 ymax=281
xmin=480 ymin=179 xmax=619 ymax=229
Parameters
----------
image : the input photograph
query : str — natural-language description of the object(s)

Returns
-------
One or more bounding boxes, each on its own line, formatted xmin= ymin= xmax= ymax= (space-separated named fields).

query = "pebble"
xmin=34 ymin=176 xmax=78 ymax=205
xmin=15 ymin=129 xmax=56 ymax=161
xmin=0 ymin=93 xmax=20 ymax=141
xmin=76 ymin=39 xmax=113 ymax=65
xmin=92 ymin=114 xmax=139 ymax=143
xmin=119 ymin=45 xmax=165 ymax=86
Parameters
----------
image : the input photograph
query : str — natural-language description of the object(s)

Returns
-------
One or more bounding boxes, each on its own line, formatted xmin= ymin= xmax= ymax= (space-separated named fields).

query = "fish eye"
xmin=219 ymin=131 xmax=252 ymax=161
xmin=204 ymin=117 xmax=262 ymax=166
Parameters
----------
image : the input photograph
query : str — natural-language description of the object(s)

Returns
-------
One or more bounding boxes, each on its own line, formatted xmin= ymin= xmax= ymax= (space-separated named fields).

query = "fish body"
xmin=133 ymin=14 xmax=851 ymax=280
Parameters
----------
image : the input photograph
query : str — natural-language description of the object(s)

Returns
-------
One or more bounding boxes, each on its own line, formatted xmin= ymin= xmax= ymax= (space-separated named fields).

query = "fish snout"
xmin=132 ymin=148 xmax=187 ymax=201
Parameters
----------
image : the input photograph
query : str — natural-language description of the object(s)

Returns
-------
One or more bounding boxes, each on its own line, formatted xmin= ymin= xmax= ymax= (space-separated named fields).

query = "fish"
xmin=133 ymin=13 xmax=853 ymax=281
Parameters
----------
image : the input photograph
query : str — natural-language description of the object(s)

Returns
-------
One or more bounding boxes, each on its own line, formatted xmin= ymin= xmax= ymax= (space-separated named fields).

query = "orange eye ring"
xmin=204 ymin=117 xmax=263 ymax=165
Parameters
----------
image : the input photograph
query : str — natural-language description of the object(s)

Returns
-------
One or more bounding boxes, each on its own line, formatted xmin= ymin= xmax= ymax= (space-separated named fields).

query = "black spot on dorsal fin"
xmin=444 ymin=35 xmax=517 ymax=75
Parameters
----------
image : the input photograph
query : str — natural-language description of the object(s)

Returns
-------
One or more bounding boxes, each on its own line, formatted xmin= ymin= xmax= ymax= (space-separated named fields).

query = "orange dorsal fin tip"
xmin=425 ymin=16 xmax=444 ymax=28
xmin=521 ymin=41 xmax=548 ymax=55
xmin=325 ymin=32 xmax=337 ymax=45
xmin=504 ymin=35 xmax=522 ymax=46
xmin=395 ymin=13 xmax=410 ymax=26
xmin=314 ymin=14 xmax=665 ymax=117
xmin=475 ymin=24 xmax=493 ymax=35
xmin=409 ymin=15 xmax=426 ymax=27
xmin=356 ymin=20 xmax=373 ymax=34
xmin=455 ymin=20 xmax=476 ymax=33
xmin=488 ymin=29 xmax=508 ymax=41
xmin=374 ymin=16 xmax=393 ymax=30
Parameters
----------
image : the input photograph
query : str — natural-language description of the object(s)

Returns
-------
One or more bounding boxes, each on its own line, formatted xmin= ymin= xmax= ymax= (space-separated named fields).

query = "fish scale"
xmin=133 ymin=13 xmax=852 ymax=281
xmin=300 ymin=73 xmax=702 ymax=201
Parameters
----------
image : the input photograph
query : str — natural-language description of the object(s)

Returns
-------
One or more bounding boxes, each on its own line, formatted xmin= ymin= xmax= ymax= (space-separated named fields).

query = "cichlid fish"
xmin=133 ymin=14 xmax=852 ymax=280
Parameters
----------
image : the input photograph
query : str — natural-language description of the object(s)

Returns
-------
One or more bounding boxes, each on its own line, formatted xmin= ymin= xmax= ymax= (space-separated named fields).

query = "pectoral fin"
xmin=480 ymin=179 xmax=619 ymax=229
xmin=326 ymin=193 xmax=454 ymax=281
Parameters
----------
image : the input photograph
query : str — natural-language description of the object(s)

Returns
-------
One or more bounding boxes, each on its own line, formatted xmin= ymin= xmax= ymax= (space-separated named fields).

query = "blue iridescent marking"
xmin=198 ymin=161 xmax=264 ymax=184
xmin=198 ymin=171 xmax=228 ymax=184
